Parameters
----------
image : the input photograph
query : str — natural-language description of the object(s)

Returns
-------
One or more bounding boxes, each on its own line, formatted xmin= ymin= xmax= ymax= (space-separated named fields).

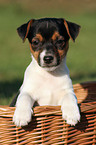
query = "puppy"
xmin=11 ymin=18 xmax=81 ymax=127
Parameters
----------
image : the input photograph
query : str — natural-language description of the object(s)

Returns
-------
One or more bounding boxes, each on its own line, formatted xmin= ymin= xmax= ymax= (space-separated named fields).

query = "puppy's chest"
xmin=32 ymin=75 xmax=64 ymax=105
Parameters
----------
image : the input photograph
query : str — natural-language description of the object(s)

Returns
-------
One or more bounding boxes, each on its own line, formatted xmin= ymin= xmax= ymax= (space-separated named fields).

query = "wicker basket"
xmin=0 ymin=81 xmax=96 ymax=145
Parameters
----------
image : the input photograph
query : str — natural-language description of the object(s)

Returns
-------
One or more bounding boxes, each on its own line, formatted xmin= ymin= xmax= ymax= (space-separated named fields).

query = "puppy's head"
xmin=17 ymin=18 xmax=80 ymax=71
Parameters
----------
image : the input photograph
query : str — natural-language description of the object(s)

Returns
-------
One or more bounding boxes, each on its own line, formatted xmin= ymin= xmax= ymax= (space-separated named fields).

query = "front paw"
xmin=61 ymin=104 xmax=80 ymax=126
xmin=13 ymin=107 xmax=33 ymax=127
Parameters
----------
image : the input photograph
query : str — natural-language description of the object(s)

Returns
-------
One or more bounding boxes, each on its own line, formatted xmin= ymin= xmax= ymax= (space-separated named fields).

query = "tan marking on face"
xmin=52 ymin=31 xmax=60 ymax=41
xmin=32 ymin=33 xmax=43 ymax=42
xmin=57 ymin=41 xmax=69 ymax=60
xmin=29 ymin=43 xmax=41 ymax=62
xmin=30 ymin=34 xmax=43 ymax=62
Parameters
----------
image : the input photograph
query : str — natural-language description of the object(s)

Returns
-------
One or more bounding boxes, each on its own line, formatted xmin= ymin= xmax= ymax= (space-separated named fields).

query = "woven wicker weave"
xmin=0 ymin=81 xmax=96 ymax=144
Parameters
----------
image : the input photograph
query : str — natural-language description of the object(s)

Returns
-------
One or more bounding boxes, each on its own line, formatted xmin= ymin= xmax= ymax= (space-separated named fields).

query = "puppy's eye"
xmin=56 ymin=38 xmax=65 ymax=45
xmin=32 ymin=39 xmax=40 ymax=46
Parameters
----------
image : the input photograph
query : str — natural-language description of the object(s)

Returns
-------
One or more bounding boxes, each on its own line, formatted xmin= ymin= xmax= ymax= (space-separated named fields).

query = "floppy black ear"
xmin=17 ymin=19 xmax=34 ymax=42
xmin=64 ymin=19 xmax=81 ymax=42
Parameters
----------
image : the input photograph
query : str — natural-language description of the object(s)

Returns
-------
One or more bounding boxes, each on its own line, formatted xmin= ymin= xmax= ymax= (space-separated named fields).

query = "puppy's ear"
xmin=64 ymin=19 xmax=81 ymax=42
xmin=17 ymin=19 xmax=34 ymax=42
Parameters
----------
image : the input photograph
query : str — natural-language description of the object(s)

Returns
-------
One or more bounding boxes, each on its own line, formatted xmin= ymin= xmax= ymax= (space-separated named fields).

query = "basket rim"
xmin=0 ymin=101 xmax=96 ymax=118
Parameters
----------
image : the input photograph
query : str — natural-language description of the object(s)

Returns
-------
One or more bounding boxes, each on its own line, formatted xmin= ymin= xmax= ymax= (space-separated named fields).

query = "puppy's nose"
xmin=43 ymin=56 xmax=54 ymax=64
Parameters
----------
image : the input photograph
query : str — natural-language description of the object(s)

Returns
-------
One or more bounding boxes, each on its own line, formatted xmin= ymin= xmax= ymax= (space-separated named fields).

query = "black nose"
xmin=43 ymin=56 xmax=54 ymax=64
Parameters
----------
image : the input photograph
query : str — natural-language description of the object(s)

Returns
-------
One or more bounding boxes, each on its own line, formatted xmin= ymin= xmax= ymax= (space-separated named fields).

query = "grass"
xmin=0 ymin=1 xmax=96 ymax=105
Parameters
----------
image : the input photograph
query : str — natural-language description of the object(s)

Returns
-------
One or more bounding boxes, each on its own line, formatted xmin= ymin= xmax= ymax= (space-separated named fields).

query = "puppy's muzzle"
xmin=43 ymin=55 xmax=54 ymax=64
xmin=39 ymin=49 xmax=59 ymax=71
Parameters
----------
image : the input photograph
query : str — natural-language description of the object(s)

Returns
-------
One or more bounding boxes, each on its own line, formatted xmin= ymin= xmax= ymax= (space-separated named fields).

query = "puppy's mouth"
xmin=39 ymin=62 xmax=59 ymax=72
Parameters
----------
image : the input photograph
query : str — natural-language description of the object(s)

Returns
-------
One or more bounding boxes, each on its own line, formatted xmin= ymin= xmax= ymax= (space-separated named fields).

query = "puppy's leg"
xmin=58 ymin=90 xmax=80 ymax=126
xmin=13 ymin=93 xmax=35 ymax=127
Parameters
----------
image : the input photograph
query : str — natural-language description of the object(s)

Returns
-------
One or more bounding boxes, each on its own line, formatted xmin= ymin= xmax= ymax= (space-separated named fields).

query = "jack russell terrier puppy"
xmin=10 ymin=18 xmax=81 ymax=127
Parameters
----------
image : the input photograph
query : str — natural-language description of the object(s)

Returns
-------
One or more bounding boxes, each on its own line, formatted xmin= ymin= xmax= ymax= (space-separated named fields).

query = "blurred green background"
xmin=0 ymin=0 xmax=96 ymax=105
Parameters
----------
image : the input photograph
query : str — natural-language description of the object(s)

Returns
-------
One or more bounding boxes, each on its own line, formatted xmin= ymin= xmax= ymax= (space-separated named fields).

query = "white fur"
xmin=13 ymin=56 xmax=80 ymax=127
